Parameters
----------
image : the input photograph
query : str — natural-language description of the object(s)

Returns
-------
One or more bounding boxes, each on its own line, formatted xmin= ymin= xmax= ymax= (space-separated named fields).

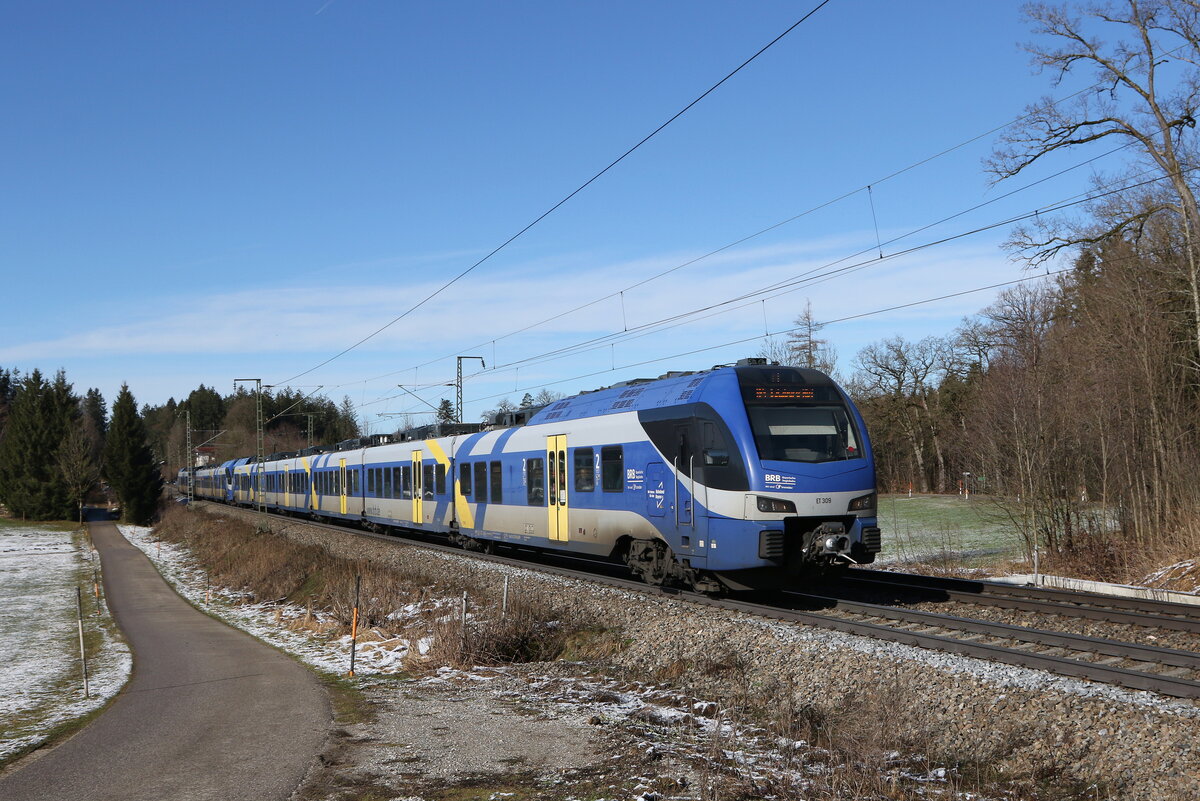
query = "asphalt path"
xmin=0 ymin=514 xmax=329 ymax=801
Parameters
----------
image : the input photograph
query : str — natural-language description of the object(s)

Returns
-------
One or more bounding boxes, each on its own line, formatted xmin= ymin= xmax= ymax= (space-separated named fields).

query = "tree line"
xmin=0 ymin=369 xmax=161 ymax=524
xmin=139 ymin=385 xmax=363 ymax=475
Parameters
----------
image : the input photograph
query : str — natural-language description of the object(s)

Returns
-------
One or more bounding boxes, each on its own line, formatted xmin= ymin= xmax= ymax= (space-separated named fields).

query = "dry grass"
xmin=155 ymin=505 xmax=593 ymax=663
xmin=673 ymin=657 xmax=1107 ymax=801
xmin=426 ymin=598 xmax=579 ymax=668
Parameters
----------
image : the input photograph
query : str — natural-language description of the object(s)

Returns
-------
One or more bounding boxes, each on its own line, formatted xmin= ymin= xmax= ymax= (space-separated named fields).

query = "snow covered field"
xmin=0 ymin=523 xmax=130 ymax=763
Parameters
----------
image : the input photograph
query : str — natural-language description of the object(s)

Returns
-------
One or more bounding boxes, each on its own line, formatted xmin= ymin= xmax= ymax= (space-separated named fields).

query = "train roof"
xmin=524 ymin=359 xmax=840 ymax=426
xmin=203 ymin=360 xmax=838 ymax=464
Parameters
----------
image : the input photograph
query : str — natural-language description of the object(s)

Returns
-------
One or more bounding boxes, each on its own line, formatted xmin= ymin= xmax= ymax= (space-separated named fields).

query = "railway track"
xmin=200 ymin=501 xmax=1200 ymax=699
xmin=841 ymin=568 xmax=1200 ymax=633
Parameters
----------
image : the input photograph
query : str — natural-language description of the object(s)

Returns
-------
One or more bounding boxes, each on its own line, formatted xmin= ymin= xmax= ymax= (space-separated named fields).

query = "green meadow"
xmin=875 ymin=493 xmax=1026 ymax=567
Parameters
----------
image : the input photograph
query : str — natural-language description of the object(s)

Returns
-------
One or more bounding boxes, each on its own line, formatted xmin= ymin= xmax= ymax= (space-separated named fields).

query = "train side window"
xmin=422 ymin=464 xmax=434 ymax=499
xmin=368 ymin=469 xmax=375 ymax=495
xmin=573 ymin=448 xmax=594 ymax=492
xmin=527 ymin=458 xmax=545 ymax=505
xmin=401 ymin=466 xmax=412 ymax=500
xmin=435 ymin=463 xmax=446 ymax=495
xmin=601 ymin=446 xmax=623 ymax=492
xmin=474 ymin=462 xmax=488 ymax=503
xmin=676 ymin=424 xmax=692 ymax=469
xmin=382 ymin=467 xmax=391 ymax=498
xmin=460 ymin=462 xmax=472 ymax=496
xmin=490 ymin=461 xmax=502 ymax=503
xmin=352 ymin=470 xmax=360 ymax=495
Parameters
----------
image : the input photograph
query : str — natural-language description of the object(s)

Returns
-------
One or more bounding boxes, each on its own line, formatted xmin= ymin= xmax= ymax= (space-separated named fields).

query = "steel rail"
xmin=702 ymin=594 xmax=1200 ymax=699
xmin=195 ymin=501 xmax=1200 ymax=698
xmin=848 ymin=568 xmax=1200 ymax=620
xmin=839 ymin=571 xmax=1200 ymax=634
xmin=776 ymin=591 xmax=1200 ymax=670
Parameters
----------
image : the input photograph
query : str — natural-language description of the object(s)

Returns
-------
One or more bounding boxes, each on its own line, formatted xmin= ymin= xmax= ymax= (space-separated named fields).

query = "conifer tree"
xmin=0 ymin=367 xmax=17 ymax=438
xmin=0 ymin=369 xmax=74 ymax=519
xmin=104 ymin=384 xmax=163 ymax=525
xmin=83 ymin=388 xmax=107 ymax=436
xmin=82 ymin=388 xmax=107 ymax=464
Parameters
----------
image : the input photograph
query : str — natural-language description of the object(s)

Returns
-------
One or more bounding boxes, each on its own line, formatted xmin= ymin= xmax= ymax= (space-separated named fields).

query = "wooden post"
xmin=76 ymin=587 xmax=90 ymax=699
xmin=348 ymin=574 xmax=361 ymax=677
xmin=502 ymin=576 xmax=509 ymax=619
xmin=93 ymin=569 xmax=101 ymax=615
xmin=460 ymin=591 xmax=468 ymax=654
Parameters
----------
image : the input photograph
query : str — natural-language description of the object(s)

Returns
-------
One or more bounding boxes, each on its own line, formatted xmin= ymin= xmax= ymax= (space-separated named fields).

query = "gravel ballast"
xmin=205 ymin=504 xmax=1200 ymax=799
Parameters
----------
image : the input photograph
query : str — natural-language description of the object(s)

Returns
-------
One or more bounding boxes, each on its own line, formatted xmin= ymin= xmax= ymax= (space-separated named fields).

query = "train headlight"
xmin=756 ymin=496 xmax=796 ymax=513
xmin=848 ymin=492 xmax=876 ymax=512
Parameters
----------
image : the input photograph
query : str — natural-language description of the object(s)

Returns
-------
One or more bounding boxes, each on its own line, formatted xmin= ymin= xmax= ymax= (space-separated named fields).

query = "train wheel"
xmin=624 ymin=538 xmax=673 ymax=585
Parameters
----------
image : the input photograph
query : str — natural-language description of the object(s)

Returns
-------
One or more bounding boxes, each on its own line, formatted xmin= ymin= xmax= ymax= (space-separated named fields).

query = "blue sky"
xmin=0 ymin=1 xmax=1114 ymax=429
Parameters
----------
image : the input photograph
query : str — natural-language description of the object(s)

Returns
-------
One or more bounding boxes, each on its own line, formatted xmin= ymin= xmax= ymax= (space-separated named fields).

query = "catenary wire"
xmin=331 ymin=34 xmax=1187 ymax=392
xmin=360 ymin=162 xmax=1188 ymax=415
xmin=355 ymin=146 xmax=1158 ymax=409
xmin=273 ymin=1 xmax=834 ymax=386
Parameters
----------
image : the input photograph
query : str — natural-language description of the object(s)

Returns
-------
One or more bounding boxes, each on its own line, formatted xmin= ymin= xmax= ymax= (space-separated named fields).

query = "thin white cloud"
xmin=0 ymin=237 xmax=1013 ymax=370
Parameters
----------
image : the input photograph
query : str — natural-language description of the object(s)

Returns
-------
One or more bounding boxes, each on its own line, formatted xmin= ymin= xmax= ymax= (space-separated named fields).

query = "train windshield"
xmin=745 ymin=403 xmax=861 ymax=464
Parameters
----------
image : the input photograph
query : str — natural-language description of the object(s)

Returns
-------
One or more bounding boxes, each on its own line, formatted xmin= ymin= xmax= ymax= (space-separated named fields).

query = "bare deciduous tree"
xmin=58 ymin=423 xmax=100 ymax=523
xmin=785 ymin=300 xmax=838 ymax=375
xmin=991 ymin=0 xmax=1200 ymax=368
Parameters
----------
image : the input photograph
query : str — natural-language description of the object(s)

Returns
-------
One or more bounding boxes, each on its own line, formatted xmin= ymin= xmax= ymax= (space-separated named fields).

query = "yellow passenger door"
xmin=339 ymin=458 xmax=347 ymax=515
xmin=547 ymin=435 xmax=569 ymax=542
xmin=411 ymin=451 xmax=423 ymax=523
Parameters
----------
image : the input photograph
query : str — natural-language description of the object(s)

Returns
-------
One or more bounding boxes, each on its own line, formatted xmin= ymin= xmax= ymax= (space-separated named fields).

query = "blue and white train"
xmin=192 ymin=359 xmax=881 ymax=591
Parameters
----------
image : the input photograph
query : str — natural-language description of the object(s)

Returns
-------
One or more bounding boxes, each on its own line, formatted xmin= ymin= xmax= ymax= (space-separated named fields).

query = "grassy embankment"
xmin=149 ymin=504 xmax=1105 ymax=801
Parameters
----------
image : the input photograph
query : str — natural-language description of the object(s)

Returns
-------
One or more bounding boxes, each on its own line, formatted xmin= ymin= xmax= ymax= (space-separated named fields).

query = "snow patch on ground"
xmin=1142 ymin=559 xmax=1200 ymax=594
xmin=0 ymin=525 xmax=131 ymax=762
xmin=120 ymin=526 xmax=426 ymax=677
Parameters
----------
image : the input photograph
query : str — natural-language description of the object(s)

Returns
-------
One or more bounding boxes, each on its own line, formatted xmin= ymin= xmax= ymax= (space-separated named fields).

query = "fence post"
xmin=76 ymin=587 xmax=90 ymax=699
xmin=348 ymin=574 xmax=361 ymax=677
xmin=460 ymin=591 xmax=468 ymax=655
xmin=93 ymin=569 xmax=101 ymax=615
xmin=502 ymin=576 xmax=509 ymax=619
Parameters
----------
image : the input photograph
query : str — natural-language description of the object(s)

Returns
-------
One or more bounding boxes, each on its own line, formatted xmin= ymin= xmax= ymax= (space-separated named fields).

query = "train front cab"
xmin=677 ymin=365 xmax=881 ymax=591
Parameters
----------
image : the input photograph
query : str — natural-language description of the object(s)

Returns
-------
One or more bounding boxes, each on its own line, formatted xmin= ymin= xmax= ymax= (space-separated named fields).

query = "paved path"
xmin=0 ymin=515 xmax=329 ymax=801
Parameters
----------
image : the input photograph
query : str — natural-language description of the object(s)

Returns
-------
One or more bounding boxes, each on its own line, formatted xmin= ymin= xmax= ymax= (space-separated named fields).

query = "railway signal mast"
xmin=234 ymin=378 xmax=269 ymax=515
xmin=456 ymin=356 xmax=485 ymax=423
